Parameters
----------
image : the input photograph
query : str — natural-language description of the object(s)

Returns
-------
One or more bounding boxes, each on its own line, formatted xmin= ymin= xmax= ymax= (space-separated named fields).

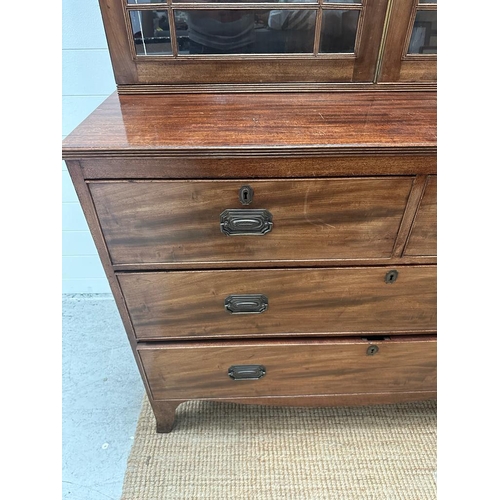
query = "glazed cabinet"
xmin=99 ymin=0 xmax=436 ymax=90
xmin=63 ymin=0 xmax=437 ymax=431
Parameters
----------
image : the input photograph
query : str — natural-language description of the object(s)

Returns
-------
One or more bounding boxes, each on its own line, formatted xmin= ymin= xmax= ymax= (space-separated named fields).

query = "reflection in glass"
xmin=320 ymin=9 xmax=359 ymax=53
xmin=130 ymin=10 xmax=172 ymax=55
xmin=175 ymin=10 xmax=317 ymax=54
xmin=408 ymin=10 xmax=437 ymax=54
xmin=324 ymin=0 xmax=361 ymax=3
xmin=128 ymin=0 xmax=166 ymax=3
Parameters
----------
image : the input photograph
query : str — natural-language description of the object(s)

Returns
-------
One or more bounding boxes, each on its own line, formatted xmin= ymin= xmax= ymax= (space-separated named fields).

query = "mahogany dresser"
xmin=63 ymin=0 xmax=437 ymax=432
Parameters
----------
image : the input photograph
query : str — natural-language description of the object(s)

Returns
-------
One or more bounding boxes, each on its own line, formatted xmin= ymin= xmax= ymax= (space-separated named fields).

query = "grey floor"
xmin=62 ymin=294 xmax=144 ymax=500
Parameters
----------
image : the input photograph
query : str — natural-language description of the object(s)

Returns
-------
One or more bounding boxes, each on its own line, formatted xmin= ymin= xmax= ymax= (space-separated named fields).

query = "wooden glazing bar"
xmin=314 ymin=5 xmax=323 ymax=56
xmin=167 ymin=7 xmax=179 ymax=56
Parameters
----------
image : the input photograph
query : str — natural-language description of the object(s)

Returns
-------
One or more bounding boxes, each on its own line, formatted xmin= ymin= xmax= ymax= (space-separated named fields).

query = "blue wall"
xmin=62 ymin=0 xmax=115 ymax=293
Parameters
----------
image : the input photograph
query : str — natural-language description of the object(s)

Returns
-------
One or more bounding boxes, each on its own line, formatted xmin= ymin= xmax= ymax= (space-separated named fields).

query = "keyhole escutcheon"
xmin=239 ymin=185 xmax=254 ymax=205
xmin=385 ymin=270 xmax=398 ymax=284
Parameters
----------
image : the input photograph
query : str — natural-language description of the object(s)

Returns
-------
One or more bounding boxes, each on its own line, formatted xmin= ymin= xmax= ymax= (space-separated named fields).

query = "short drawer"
xmin=90 ymin=178 xmax=413 ymax=265
xmin=405 ymin=176 xmax=436 ymax=256
xmin=119 ymin=266 xmax=436 ymax=340
xmin=138 ymin=336 xmax=437 ymax=400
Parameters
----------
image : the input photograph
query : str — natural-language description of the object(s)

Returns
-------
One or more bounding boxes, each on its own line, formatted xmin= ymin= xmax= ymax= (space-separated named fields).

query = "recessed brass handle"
xmin=220 ymin=209 xmax=273 ymax=236
xmin=228 ymin=365 xmax=266 ymax=380
xmin=225 ymin=294 xmax=268 ymax=314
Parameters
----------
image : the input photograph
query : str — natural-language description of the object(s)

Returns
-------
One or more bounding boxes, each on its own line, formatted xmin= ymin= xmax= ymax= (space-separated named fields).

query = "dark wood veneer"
xmin=64 ymin=85 xmax=436 ymax=431
xmin=89 ymin=177 xmax=413 ymax=265
xmin=79 ymin=156 xmax=436 ymax=179
xmin=62 ymin=92 xmax=436 ymax=158
xmin=119 ymin=266 xmax=436 ymax=340
xmin=138 ymin=336 xmax=437 ymax=400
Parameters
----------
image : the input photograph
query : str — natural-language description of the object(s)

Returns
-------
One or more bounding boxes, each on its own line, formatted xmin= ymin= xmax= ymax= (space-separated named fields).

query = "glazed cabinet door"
xmin=377 ymin=0 xmax=437 ymax=82
xmin=99 ymin=0 xmax=390 ymax=87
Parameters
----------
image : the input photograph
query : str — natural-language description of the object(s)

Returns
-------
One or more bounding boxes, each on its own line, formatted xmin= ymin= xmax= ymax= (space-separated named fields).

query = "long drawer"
xmin=119 ymin=266 xmax=436 ymax=340
xmin=138 ymin=336 xmax=437 ymax=400
xmin=90 ymin=178 xmax=413 ymax=265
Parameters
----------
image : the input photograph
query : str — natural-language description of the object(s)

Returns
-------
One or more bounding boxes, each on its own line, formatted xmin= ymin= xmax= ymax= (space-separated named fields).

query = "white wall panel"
xmin=62 ymin=0 xmax=115 ymax=293
xmin=63 ymin=232 xmax=99 ymax=256
xmin=63 ymin=256 xmax=108 ymax=279
xmin=62 ymin=0 xmax=109 ymax=49
xmin=62 ymin=50 xmax=115 ymax=96
xmin=62 ymin=170 xmax=78 ymax=203
xmin=62 ymin=203 xmax=89 ymax=231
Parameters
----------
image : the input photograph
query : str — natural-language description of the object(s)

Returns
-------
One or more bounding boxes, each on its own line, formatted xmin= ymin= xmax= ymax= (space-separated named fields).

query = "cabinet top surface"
xmin=62 ymin=91 xmax=436 ymax=158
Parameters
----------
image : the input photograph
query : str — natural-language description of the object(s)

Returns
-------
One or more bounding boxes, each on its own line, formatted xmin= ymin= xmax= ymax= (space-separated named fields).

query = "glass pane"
xmin=130 ymin=10 xmax=172 ymax=55
xmin=408 ymin=10 xmax=437 ymax=54
xmin=176 ymin=10 xmax=317 ymax=54
xmin=128 ymin=0 xmax=166 ymax=3
xmin=320 ymin=9 xmax=359 ymax=53
xmin=324 ymin=0 xmax=362 ymax=3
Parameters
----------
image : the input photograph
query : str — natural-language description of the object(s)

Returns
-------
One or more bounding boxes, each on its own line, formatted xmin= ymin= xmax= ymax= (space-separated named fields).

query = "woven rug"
xmin=121 ymin=397 xmax=437 ymax=500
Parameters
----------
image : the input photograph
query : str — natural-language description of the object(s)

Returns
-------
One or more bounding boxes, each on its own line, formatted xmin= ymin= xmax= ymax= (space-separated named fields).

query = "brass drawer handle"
xmin=225 ymin=294 xmax=269 ymax=314
xmin=228 ymin=365 xmax=266 ymax=380
xmin=220 ymin=209 xmax=273 ymax=236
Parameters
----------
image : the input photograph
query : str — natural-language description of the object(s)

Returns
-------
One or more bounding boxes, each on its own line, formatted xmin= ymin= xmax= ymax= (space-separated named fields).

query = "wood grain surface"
xmin=119 ymin=266 xmax=436 ymax=339
xmin=79 ymin=156 xmax=436 ymax=180
xmin=138 ymin=336 xmax=437 ymax=400
xmin=61 ymin=92 xmax=436 ymax=157
xmin=62 ymin=1 xmax=438 ymax=429
xmin=90 ymin=178 xmax=412 ymax=265
xmin=405 ymin=175 xmax=436 ymax=256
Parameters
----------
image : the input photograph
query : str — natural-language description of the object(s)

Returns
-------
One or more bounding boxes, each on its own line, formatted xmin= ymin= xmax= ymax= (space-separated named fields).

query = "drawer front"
xmin=138 ymin=336 xmax=437 ymax=400
xmin=90 ymin=178 xmax=413 ymax=265
xmin=119 ymin=266 xmax=436 ymax=340
xmin=405 ymin=176 xmax=436 ymax=256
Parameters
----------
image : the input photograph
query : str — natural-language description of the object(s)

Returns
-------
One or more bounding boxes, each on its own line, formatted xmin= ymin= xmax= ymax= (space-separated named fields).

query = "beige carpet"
xmin=121 ymin=397 xmax=437 ymax=500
